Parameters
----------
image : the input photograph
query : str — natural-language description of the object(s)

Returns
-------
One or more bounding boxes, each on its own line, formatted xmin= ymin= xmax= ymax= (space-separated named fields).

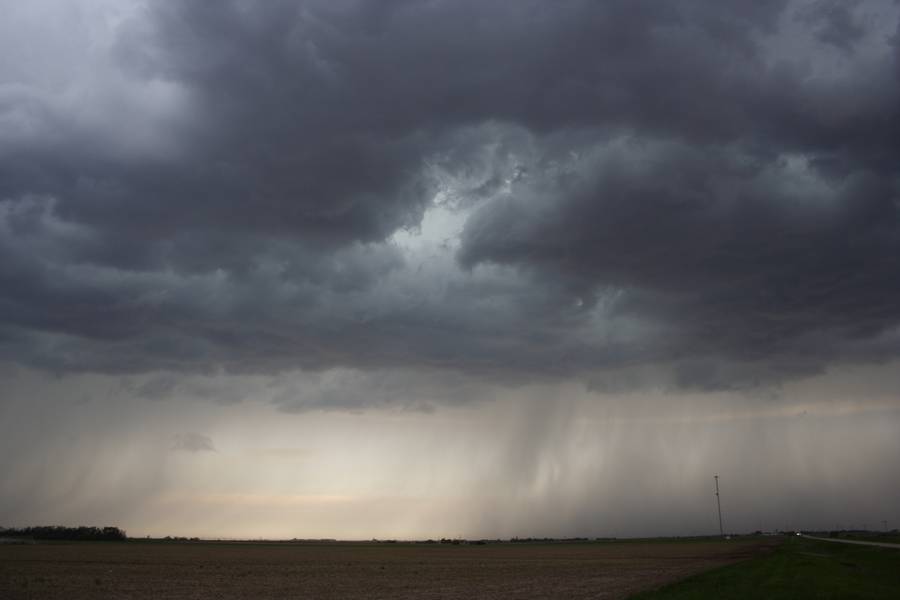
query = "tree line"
xmin=0 ymin=525 xmax=126 ymax=541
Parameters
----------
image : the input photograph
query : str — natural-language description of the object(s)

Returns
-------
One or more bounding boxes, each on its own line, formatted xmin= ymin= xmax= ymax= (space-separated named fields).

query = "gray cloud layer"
xmin=2 ymin=0 xmax=900 ymax=393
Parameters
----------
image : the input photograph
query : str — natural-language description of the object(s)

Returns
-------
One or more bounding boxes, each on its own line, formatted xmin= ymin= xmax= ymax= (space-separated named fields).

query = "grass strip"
xmin=630 ymin=535 xmax=900 ymax=600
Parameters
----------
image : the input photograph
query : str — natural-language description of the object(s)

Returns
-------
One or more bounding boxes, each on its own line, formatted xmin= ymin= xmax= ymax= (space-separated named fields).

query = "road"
xmin=800 ymin=534 xmax=900 ymax=549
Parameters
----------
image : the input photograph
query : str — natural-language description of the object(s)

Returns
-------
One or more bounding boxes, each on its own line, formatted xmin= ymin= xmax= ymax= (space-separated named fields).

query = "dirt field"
xmin=0 ymin=538 xmax=778 ymax=599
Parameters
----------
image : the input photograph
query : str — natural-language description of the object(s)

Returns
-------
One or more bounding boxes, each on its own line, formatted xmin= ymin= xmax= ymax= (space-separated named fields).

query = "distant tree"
xmin=1 ymin=525 xmax=126 ymax=541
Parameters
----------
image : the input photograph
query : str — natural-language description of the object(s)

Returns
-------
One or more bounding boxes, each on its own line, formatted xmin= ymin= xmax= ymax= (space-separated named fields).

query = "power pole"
xmin=714 ymin=474 xmax=724 ymax=537
xmin=883 ymin=520 xmax=888 ymax=532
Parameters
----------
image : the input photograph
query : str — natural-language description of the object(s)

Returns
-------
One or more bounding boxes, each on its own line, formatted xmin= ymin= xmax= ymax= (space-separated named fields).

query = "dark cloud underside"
xmin=1 ymin=0 xmax=899 ymax=392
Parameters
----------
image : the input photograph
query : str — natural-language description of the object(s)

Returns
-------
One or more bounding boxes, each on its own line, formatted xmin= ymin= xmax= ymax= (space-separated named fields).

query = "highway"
xmin=800 ymin=534 xmax=900 ymax=550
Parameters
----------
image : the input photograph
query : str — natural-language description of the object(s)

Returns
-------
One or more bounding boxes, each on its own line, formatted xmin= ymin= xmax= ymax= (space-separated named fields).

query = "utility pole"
xmin=714 ymin=474 xmax=724 ymax=537
xmin=883 ymin=520 xmax=888 ymax=532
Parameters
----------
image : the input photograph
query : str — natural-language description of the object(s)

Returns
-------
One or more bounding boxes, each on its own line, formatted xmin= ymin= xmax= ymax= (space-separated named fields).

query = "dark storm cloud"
xmin=796 ymin=0 xmax=867 ymax=52
xmin=1 ymin=0 xmax=900 ymax=392
xmin=459 ymin=137 xmax=900 ymax=384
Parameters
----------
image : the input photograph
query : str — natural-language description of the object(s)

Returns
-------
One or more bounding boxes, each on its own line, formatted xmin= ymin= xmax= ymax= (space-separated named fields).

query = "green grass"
xmin=629 ymin=536 xmax=900 ymax=600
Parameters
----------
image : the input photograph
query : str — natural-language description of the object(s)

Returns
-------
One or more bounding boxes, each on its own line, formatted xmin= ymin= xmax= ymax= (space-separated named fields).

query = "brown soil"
xmin=0 ymin=538 xmax=778 ymax=599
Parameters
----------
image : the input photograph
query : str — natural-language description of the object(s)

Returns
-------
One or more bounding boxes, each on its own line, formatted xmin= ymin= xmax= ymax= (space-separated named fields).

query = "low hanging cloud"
xmin=1 ymin=0 xmax=900 ymax=398
xmin=171 ymin=432 xmax=216 ymax=453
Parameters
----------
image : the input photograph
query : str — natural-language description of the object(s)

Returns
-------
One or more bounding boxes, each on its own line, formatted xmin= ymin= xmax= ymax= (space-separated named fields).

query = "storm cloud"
xmin=1 ymin=0 xmax=900 ymax=389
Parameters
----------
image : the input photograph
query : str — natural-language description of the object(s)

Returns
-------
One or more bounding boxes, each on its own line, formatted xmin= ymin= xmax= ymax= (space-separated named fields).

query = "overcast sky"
xmin=2 ymin=0 xmax=899 ymax=539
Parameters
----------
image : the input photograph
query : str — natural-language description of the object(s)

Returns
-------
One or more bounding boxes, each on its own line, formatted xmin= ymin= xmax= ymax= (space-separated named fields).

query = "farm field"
xmin=0 ymin=538 xmax=777 ymax=600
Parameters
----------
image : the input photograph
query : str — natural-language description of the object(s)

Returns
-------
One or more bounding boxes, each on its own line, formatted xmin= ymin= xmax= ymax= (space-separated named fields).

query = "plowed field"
xmin=0 ymin=538 xmax=778 ymax=599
